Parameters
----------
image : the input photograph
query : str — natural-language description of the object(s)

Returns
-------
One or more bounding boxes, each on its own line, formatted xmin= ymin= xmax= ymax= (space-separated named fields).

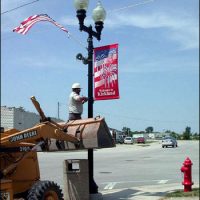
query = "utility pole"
xmin=57 ymin=102 xmax=60 ymax=119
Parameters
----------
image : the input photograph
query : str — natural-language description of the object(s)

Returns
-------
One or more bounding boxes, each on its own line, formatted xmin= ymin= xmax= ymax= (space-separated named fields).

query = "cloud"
xmin=59 ymin=16 xmax=77 ymax=26
xmin=59 ymin=10 xmax=198 ymax=50
xmin=7 ymin=55 xmax=85 ymax=72
xmin=105 ymin=12 xmax=199 ymax=50
xmin=2 ymin=1 xmax=198 ymax=50
xmin=121 ymin=62 xmax=199 ymax=74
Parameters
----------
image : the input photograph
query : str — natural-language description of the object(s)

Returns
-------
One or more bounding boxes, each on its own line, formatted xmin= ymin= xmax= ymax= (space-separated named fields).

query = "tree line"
xmin=122 ymin=126 xmax=199 ymax=140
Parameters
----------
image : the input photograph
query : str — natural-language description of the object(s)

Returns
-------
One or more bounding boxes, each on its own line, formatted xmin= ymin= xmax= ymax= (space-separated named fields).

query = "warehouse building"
xmin=1 ymin=106 xmax=62 ymax=131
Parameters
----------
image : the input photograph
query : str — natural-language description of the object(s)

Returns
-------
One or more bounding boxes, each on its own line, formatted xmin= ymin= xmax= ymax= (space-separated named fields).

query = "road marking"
xmin=133 ymin=191 xmax=145 ymax=195
xmin=158 ymin=180 xmax=168 ymax=184
xmin=102 ymin=179 xmax=172 ymax=185
xmin=102 ymin=179 xmax=171 ymax=190
xmin=104 ymin=182 xmax=117 ymax=190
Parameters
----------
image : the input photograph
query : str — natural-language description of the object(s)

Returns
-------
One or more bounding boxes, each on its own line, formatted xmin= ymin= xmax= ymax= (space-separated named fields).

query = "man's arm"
xmin=73 ymin=93 xmax=88 ymax=103
xmin=81 ymin=97 xmax=88 ymax=104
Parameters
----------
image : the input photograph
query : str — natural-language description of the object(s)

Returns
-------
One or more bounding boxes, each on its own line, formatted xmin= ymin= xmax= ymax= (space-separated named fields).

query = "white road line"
xmin=104 ymin=182 xmax=117 ymax=190
xmin=102 ymin=179 xmax=172 ymax=185
xmin=158 ymin=180 xmax=168 ymax=184
xmin=133 ymin=191 xmax=145 ymax=195
xmin=102 ymin=179 xmax=170 ymax=190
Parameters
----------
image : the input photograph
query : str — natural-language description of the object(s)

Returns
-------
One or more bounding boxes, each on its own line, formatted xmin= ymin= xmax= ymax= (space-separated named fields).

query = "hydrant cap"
xmin=183 ymin=157 xmax=193 ymax=166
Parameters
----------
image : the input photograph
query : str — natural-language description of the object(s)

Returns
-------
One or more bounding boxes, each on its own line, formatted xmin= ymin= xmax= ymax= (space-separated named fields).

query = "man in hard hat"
xmin=68 ymin=83 xmax=88 ymax=120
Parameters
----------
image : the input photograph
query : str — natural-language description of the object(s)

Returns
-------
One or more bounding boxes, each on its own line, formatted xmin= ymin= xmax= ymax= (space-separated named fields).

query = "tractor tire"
xmin=27 ymin=180 xmax=64 ymax=200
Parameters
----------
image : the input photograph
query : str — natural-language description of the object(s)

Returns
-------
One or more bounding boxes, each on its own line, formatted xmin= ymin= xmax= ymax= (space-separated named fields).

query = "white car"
xmin=162 ymin=136 xmax=178 ymax=148
xmin=124 ymin=137 xmax=134 ymax=144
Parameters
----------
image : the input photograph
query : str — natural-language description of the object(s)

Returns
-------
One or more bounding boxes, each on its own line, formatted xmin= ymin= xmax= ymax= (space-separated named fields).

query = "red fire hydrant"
xmin=180 ymin=157 xmax=193 ymax=192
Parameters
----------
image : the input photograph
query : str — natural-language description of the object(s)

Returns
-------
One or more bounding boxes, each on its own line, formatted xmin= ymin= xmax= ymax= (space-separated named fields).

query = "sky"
xmin=1 ymin=0 xmax=199 ymax=133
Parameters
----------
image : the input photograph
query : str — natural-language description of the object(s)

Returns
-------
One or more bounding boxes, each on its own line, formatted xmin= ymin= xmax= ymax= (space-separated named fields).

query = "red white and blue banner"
xmin=94 ymin=43 xmax=119 ymax=100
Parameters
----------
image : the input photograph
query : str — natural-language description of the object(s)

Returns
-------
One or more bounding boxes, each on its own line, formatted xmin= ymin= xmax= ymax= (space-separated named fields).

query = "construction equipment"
xmin=0 ymin=96 xmax=115 ymax=200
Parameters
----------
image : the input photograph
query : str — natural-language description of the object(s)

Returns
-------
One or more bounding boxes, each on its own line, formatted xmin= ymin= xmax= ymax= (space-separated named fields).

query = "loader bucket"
xmin=49 ymin=117 xmax=115 ymax=150
xmin=0 ymin=117 xmax=115 ymax=152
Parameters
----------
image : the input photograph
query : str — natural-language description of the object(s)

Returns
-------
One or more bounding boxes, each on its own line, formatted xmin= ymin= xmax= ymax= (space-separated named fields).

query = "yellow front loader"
xmin=0 ymin=97 xmax=115 ymax=200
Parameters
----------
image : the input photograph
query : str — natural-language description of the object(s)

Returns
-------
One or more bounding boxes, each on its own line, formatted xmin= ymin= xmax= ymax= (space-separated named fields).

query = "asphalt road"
xmin=38 ymin=140 xmax=199 ymax=193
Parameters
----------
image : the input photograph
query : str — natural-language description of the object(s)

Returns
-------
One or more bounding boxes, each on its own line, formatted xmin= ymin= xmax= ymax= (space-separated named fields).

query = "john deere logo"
xmin=10 ymin=130 xmax=37 ymax=142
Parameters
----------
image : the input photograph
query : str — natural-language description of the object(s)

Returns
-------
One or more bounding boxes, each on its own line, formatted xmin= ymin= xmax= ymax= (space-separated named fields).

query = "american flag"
xmin=13 ymin=14 xmax=69 ymax=35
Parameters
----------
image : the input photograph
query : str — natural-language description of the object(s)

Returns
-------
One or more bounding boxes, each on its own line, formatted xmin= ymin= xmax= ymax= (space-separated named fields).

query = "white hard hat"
xmin=72 ymin=83 xmax=81 ymax=89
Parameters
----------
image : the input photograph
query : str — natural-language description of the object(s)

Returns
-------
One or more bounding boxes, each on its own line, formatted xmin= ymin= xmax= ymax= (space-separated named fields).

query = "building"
xmin=1 ymin=106 xmax=62 ymax=131
xmin=132 ymin=131 xmax=170 ymax=139
xmin=148 ymin=132 xmax=170 ymax=139
xmin=109 ymin=128 xmax=125 ymax=143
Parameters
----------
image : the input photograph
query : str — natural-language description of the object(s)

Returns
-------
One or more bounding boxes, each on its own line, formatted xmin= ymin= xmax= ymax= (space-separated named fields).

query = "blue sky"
xmin=1 ymin=0 xmax=199 ymax=133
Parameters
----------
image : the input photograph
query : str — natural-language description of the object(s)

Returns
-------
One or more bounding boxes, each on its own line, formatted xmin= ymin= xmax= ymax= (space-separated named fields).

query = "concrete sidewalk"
xmin=100 ymin=183 xmax=199 ymax=200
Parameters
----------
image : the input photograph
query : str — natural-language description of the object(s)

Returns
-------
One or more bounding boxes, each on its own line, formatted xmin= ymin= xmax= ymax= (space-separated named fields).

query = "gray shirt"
xmin=68 ymin=91 xmax=83 ymax=114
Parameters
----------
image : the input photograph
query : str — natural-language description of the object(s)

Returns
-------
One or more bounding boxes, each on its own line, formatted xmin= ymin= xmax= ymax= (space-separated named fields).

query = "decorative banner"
xmin=94 ymin=43 xmax=119 ymax=100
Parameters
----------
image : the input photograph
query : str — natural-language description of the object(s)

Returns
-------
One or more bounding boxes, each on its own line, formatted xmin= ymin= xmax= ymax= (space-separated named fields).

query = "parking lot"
xmin=38 ymin=140 xmax=199 ymax=197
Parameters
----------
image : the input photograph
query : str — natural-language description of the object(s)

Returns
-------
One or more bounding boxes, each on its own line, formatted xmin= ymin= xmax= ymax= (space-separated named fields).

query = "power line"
xmin=1 ymin=0 xmax=40 ymax=15
xmin=1 ymin=0 xmax=155 ymax=16
xmin=94 ymin=110 xmax=197 ymax=124
xmin=108 ymin=0 xmax=155 ymax=14
xmin=1 ymin=0 xmax=156 ymax=49
xmin=1 ymin=0 xmax=158 ymax=51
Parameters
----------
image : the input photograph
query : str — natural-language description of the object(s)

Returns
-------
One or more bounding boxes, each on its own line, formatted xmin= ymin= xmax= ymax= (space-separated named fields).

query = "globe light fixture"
xmin=74 ymin=0 xmax=89 ymax=30
xmin=74 ymin=0 xmax=89 ymax=10
xmin=92 ymin=2 xmax=106 ymax=40
xmin=92 ymin=1 xmax=106 ymax=22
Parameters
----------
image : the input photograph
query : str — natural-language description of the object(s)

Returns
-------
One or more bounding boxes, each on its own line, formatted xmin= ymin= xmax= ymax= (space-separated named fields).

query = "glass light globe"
xmin=74 ymin=0 xmax=89 ymax=10
xmin=92 ymin=1 xmax=106 ymax=22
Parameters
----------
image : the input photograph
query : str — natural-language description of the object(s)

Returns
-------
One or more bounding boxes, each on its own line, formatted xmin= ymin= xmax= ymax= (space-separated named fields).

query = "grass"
xmin=164 ymin=188 xmax=199 ymax=198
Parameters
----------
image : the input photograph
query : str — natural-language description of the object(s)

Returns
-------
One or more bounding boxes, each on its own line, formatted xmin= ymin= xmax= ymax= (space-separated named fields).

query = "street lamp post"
xmin=74 ymin=0 xmax=106 ymax=194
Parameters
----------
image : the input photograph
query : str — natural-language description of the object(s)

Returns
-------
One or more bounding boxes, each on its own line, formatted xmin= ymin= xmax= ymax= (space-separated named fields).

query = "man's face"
xmin=75 ymin=88 xmax=81 ymax=94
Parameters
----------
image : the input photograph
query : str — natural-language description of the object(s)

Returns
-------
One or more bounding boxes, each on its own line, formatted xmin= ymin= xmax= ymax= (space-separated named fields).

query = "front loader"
xmin=0 ymin=96 xmax=115 ymax=200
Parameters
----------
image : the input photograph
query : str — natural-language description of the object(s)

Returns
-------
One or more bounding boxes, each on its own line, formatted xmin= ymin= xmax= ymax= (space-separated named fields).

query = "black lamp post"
xmin=74 ymin=0 xmax=106 ymax=194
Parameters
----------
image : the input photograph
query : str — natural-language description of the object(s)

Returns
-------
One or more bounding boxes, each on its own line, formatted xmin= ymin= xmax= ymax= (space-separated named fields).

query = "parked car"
xmin=136 ymin=137 xmax=145 ymax=144
xmin=124 ymin=137 xmax=134 ymax=144
xmin=162 ymin=136 xmax=178 ymax=148
xmin=116 ymin=135 xmax=124 ymax=144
